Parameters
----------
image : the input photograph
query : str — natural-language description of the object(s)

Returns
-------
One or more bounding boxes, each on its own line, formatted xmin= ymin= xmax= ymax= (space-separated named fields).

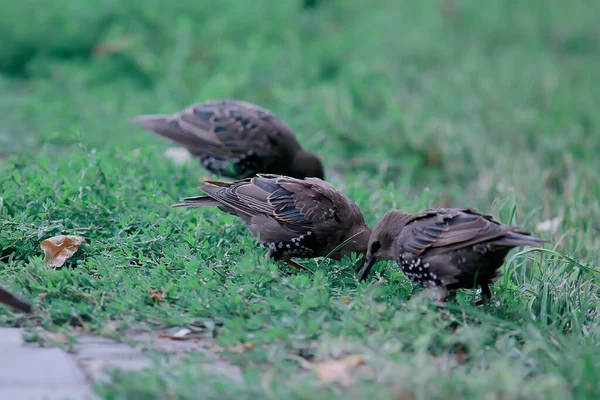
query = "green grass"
xmin=1 ymin=0 xmax=599 ymax=398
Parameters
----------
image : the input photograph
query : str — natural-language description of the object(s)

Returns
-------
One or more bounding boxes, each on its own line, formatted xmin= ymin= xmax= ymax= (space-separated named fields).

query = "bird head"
xmin=290 ymin=150 xmax=325 ymax=180
xmin=357 ymin=210 xmax=412 ymax=281
xmin=331 ymin=224 xmax=372 ymax=262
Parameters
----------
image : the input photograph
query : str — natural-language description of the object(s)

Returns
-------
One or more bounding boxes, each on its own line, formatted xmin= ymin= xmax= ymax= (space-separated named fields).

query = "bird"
xmin=0 ymin=286 xmax=32 ymax=313
xmin=130 ymin=99 xmax=324 ymax=180
xmin=173 ymin=174 xmax=371 ymax=271
xmin=357 ymin=208 xmax=546 ymax=303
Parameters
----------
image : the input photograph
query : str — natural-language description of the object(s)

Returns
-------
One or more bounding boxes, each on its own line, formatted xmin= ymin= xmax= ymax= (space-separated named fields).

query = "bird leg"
xmin=284 ymin=259 xmax=313 ymax=273
xmin=265 ymin=250 xmax=312 ymax=274
xmin=475 ymin=284 xmax=492 ymax=306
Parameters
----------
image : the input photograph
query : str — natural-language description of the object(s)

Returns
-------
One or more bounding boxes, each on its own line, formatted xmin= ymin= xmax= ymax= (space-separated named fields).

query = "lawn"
xmin=1 ymin=0 xmax=599 ymax=398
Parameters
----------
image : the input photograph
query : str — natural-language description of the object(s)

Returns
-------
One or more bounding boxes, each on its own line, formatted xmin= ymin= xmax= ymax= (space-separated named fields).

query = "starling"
xmin=357 ymin=208 xmax=546 ymax=303
xmin=0 ymin=286 xmax=32 ymax=313
xmin=173 ymin=174 xmax=371 ymax=270
xmin=131 ymin=99 xmax=324 ymax=180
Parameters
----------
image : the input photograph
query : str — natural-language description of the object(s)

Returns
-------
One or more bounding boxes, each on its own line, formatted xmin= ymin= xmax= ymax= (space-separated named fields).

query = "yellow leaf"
xmin=313 ymin=355 xmax=365 ymax=386
xmin=148 ymin=289 xmax=165 ymax=302
xmin=40 ymin=235 xmax=85 ymax=268
xmin=227 ymin=341 xmax=256 ymax=353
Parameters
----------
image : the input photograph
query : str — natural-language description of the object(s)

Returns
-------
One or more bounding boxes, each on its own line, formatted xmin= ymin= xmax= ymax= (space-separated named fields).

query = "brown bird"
xmin=131 ymin=99 xmax=324 ymax=180
xmin=0 ymin=286 xmax=32 ymax=313
xmin=358 ymin=208 xmax=545 ymax=303
xmin=173 ymin=174 xmax=370 ymax=270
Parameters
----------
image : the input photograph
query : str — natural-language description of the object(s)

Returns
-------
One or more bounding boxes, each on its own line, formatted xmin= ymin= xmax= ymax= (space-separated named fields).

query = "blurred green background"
xmin=1 ymin=0 xmax=599 ymax=398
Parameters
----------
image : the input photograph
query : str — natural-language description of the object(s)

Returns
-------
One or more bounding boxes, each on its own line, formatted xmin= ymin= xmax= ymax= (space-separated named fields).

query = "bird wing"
xmin=399 ymin=208 xmax=509 ymax=256
xmin=172 ymin=99 xmax=298 ymax=159
xmin=200 ymin=174 xmax=351 ymax=229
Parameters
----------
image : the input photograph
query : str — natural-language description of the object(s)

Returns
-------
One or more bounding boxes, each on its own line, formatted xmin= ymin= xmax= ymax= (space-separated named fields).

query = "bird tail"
xmin=0 ymin=287 xmax=32 ymax=313
xmin=171 ymin=195 xmax=222 ymax=208
xmin=202 ymin=179 xmax=236 ymax=187
xmin=130 ymin=114 xmax=205 ymax=150
xmin=171 ymin=183 xmax=231 ymax=208
xmin=497 ymin=229 xmax=548 ymax=248
xmin=130 ymin=114 xmax=175 ymax=134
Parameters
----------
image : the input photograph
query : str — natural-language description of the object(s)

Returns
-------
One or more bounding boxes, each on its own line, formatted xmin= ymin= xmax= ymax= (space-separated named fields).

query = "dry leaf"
xmin=148 ymin=289 xmax=165 ymax=302
xmin=536 ymin=217 xmax=561 ymax=234
xmin=40 ymin=235 xmax=85 ymax=268
xmin=35 ymin=330 xmax=70 ymax=346
xmin=427 ymin=148 xmax=441 ymax=165
xmin=164 ymin=147 xmax=192 ymax=165
xmin=433 ymin=197 xmax=453 ymax=208
xmin=395 ymin=393 xmax=416 ymax=400
xmin=227 ymin=341 xmax=255 ymax=353
xmin=454 ymin=352 xmax=469 ymax=364
xmin=157 ymin=328 xmax=206 ymax=341
xmin=74 ymin=293 xmax=97 ymax=304
xmin=313 ymin=355 xmax=365 ymax=386
xmin=93 ymin=36 xmax=135 ymax=55
xmin=38 ymin=293 xmax=47 ymax=301
xmin=173 ymin=328 xmax=191 ymax=338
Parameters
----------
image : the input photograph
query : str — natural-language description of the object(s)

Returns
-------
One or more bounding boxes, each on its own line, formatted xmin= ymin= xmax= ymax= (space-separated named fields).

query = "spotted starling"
xmin=0 ymin=286 xmax=32 ymax=313
xmin=358 ymin=208 xmax=545 ymax=303
xmin=173 ymin=174 xmax=370 ymax=270
xmin=131 ymin=99 xmax=324 ymax=180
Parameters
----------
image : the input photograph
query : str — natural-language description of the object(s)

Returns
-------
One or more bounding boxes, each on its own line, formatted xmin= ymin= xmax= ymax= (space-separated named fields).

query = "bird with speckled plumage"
xmin=130 ymin=99 xmax=324 ymax=180
xmin=173 ymin=174 xmax=371 ymax=271
xmin=0 ymin=286 xmax=32 ymax=313
xmin=357 ymin=208 xmax=546 ymax=303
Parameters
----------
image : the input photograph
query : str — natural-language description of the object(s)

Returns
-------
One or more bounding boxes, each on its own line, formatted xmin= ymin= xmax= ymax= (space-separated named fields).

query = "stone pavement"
xmin=0 ymin=327 xmax=243 ymax=400
xmin=0 ymin=328 xmax=96 ymax=400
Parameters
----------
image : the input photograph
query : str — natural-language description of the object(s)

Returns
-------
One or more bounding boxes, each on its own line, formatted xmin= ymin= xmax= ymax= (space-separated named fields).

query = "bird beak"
xmin=357 ymin=254 xmax=376 ymax=282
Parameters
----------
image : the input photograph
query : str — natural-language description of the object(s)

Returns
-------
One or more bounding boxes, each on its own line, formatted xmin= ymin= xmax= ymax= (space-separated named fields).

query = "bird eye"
xmin=370 ymin=241 xmax=381 ymax=254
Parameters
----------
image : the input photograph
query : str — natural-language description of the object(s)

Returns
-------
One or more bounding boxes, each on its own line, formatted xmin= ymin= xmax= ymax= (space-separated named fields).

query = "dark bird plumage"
xmin=358 ymin=208 xmax=546 ymax=303
xmin=131 ymin=99 xmax=324 ymax=180
xmin=0 ymin=286 xmax=32 ymax=313
xmin=173 ymin=174 xmax=370 ymax=270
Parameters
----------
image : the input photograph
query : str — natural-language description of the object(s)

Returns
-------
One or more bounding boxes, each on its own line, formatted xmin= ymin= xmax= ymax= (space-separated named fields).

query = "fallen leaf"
xmin=395 ymin=393 xmax=416 ymax=400
xmin=93 ymin=35 xmax=135 ymax=55
xmin=164 ymin=147 xmax=192 ymax=165
xmin=454 ymin=352 xmax=469 ymax=364
xmin=102 ymin=321 xmax=120 ymax=335
xmin=227 ymin=341 xmax=255 ymax=353
xmin=313 ymin=355 xmax=365 ymax=386
xmin=74 ymin=293 xmax=97 ymax=304
xmin=173 ymin=328 xmax=191 ymax=338
xmin=433 ymin=197 xmax=453 ymax=208
xmin=157 ymin=328 xmax=207 ymax=341
xmin=536 ymin=217 xmax=561 ymax=234
xmin=38 ymin=293 xmax=47 ymax=301
xmin=148 ymin=289 xmax=165 ymax=302
xmin=40 ymin=235 xmax=85 ymax=268
xmin=427 ymin=148 xmax=441 ymax=165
